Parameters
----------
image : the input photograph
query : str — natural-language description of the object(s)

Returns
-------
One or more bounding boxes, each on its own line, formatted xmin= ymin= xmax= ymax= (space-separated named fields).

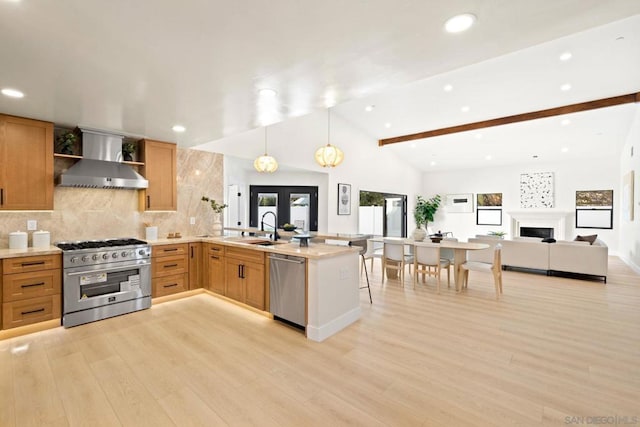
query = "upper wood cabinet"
xmin=138 ymin=139 xmax=177 ymax=211
xmin=0 ymin=114 xmax=54 ymax=210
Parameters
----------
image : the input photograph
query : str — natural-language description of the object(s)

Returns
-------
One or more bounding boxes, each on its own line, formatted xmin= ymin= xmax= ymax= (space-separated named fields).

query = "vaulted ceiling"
xmin=1 ymin=1 xmax=639 ymax=170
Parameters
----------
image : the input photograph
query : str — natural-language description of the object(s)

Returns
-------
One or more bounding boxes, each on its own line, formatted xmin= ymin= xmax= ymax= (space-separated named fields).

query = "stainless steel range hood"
xmin=57 ymin=128 xmax=148 ymax=189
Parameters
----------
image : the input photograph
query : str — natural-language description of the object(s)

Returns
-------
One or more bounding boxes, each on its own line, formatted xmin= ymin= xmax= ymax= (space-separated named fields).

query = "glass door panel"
xmin=257 ymin=193 xmax=277 ymax=231
xmin=290 ymin=193 xmax=310 ymax=231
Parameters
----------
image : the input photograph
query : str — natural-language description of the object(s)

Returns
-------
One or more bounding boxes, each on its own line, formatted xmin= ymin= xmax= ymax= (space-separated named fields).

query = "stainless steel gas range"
xmin=55 ymin=238 xmax=152 ymax=327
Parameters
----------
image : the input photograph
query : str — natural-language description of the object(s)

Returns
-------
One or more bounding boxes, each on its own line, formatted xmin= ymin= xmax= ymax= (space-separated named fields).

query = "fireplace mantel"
xmin=506 ymin=210 xmax=573 ymax=240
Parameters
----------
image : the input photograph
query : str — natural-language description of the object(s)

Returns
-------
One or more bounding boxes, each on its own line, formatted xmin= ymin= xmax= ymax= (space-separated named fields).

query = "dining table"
xmin=370 ymin=237 xmax=489 ymax=291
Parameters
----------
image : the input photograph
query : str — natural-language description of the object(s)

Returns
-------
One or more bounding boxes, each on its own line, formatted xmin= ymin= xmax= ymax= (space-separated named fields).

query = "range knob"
xmin=92 ymin=254 xmax=99 ymax=260
xmin=121 ymin=251 xmax=128 ymax=257
xmin=102 ymin=253 xmax=109 ymax=260
xmin=138 ymin=249 xmax=147 ymax=256
xmin=112 ymin=252 xmax=118 ymax=258
xmin=81 ymin=255 xmax=89 ymax=262
xmin=70 ymin=256 xmax=78 ymax=263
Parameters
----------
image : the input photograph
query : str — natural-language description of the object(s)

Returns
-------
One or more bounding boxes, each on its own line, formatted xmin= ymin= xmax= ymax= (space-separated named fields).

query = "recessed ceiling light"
xmin=1 ymin=88 xmax=24 ymax=98
xmin=559 ymin=52 xmax=572 ymax=61
xmin=384 ymin=122 xmax=391 ymax=128
xmin=443 ymin=84 xmax=453 ymax=92
xmin=172 ymin=125 xmax=186 ymax=132
xmin=444 ymin=13 xmax=476 ymax=33
xmin=430 ymin=161 xmax=436 ymax=166
xmin=561 ymin=147 xmax=569 ymax=153
xmin=258 ymin=88 xmax=277 ymax=97
xmin=485 ymin=155 xmax=492 ymax=160
xmin=365 ymin=105 xmax=375 ymax=112
xmin=560 ymin=83 xmax=572 ymax=91
xmin=461 ymin=106 xmax=470 ymax=113
xmin=475 ymin=133 xmax=483 ymax=139
xmin=561 ymin=119 xmax=571 ymax=126
xmin=410 ymin=143 xmax=416 ymax=148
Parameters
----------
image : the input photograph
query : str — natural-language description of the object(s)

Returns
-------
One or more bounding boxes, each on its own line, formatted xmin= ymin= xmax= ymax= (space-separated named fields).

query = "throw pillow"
xmin=541 ymin=238 xmax=556 ymax=243
xmin=574 ymin=234 xmax=597 ymax=245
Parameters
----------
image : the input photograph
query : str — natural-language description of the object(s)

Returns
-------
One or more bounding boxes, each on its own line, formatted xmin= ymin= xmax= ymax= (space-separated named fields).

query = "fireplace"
xmin=520 ymin=227 xmax=554 ymax=239
xmin=507 ymin=210 xmax=572 ymax=240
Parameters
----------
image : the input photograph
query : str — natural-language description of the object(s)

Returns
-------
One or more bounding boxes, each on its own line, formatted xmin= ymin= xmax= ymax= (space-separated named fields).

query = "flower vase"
xmin=412 ymin=227 xmax=427 ymax=241
xmin=212 ymin=213 xmax=223 ymax=236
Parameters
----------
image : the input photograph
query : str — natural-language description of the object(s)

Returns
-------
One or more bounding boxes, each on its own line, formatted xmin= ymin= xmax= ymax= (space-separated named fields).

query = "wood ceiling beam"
xmin=378 ymin=92 xmax=640 ymax=146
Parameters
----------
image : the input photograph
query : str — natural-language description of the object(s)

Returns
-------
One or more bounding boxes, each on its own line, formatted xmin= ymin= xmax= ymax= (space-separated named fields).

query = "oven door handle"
xmin=66 ymin=264 xmax=148 ymax=276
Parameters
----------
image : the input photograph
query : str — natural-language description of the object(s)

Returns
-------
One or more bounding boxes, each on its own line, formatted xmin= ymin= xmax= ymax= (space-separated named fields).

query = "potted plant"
xmin=122 ymin=142 xmax=136 ymax=161
xmin=413 ymin=194 xmax=441 ymax=241
xmin=202 ymin=196 xmax=228 ymax=236
xmin=55 ymin=130 xmax=78 ymax=155
xmin=488 ymin=230 xmax=506 ymax=239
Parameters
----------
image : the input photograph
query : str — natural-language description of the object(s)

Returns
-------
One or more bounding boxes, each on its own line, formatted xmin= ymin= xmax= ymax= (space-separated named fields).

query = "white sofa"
xmin=468 ymin=235 xmax=608 ymax=282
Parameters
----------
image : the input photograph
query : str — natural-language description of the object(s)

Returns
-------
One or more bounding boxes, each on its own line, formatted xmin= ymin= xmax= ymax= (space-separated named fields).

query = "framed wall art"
xmin=520 ymin=172 xmax=554 ymax=208
xmin=338 ymin=183 xmax=351 ymax=215
xmin=445 ymin=193 xmax=473 ymax=213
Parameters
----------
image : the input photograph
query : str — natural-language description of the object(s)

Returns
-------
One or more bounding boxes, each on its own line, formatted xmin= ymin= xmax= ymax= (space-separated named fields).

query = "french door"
xmin=249 ymin=186 xmax=319 ymax=231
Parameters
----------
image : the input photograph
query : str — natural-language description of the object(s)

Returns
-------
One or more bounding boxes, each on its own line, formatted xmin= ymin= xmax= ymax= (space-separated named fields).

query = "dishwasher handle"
xmin=269 ymin=255 xmax=305 ymax=265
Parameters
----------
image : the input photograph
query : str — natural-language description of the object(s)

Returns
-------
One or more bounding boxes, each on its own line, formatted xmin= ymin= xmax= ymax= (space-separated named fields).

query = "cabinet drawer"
xmin=208 ymin=243 xmax=225 ymax=255
xmin=152 ymin=243 xmax=188 ymax=258
xmin=2 ymin=294 xmax=61 ymax=329
xmin=2 ymin=269 xmax=61 ymax=302
xmin=153 ymin=273 xmax=188 ymax=297
xmin=225 ymin=247 xmax=265 ymax=265
xmin=152 ymin=254 xmax=188 ymax=277
xmin=2 ymin=255 xmax=61 ymax=275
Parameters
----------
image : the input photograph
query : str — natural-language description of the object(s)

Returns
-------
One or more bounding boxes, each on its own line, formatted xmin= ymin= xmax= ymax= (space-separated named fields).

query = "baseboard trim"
xmin=306 ymin=306 xmax=361 ymax=342
xmin=619 ymin=255 xmax=640 ymax=275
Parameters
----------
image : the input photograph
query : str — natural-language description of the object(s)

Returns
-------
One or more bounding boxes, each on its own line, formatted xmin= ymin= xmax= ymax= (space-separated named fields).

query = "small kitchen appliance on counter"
xmin=55 ymin=238 xmax=152 ymax=327
xmin=9 ymin=231 xmax=28 ymax=249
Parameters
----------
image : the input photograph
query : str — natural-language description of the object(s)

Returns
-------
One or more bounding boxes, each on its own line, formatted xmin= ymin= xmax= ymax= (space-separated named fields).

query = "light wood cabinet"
xmin=224 ymin=247 xmax=265 ymax=310
xmin=0 ymin=114 xmax=54 ymax=210
xmin=138 ymin=139 xmax=177 ymax=211
xmin=188 ymin=243 xmax=203 ymax=289
xmin=2 ymin=254 xmax=62 ymax=329
xmin=206 ymin=243 xmax=225 ymax=295
xmin=151 ymin=243 xmax=189 ymax=297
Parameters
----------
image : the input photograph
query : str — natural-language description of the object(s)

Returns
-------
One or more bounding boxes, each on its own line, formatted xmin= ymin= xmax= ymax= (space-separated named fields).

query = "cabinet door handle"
xmin=164 ymin=263 xmax=178 ymax=268
xmin=21 ymin=282 xmax=45 ymax=288
xmin=240 ymin=264 xmax=245 ymax=279
xmin=163 ymin=283 xmax=178 ymax=288
xmin=0 ymin=188 xmax=3 ymax=205
xmin=163 ymin=248 xmax=178 ymax=252
xmin=211 ymin=256 xmax=219 ymax=260
xmin=211 ymin=247 xmax=220 ymax=251
xmin=22 ymin=307 xmax=45 ymax=316
xmin=238 ymin=264 xmax=241 ymax=278
xmin=21 ymin=261 xmax=46 ymax=267
xmin=147 ymin=195 xmax=150 ymax=209
xmin=190 ymin=246 xmax=194 ymax=258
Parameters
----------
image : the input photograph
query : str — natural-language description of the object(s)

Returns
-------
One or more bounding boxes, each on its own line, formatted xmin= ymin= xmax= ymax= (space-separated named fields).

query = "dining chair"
xmin=413 ymin=242 xmax=450 ymax=293
xmin=458 ymin=243 xmax=503 ymax=299
xmin=439 ymin=237 xmax=457 ymax=288
xmin=383 ymin=239 xmax=413 ymax=286
xmin=362 ymin=239 xmax=383 ymax=276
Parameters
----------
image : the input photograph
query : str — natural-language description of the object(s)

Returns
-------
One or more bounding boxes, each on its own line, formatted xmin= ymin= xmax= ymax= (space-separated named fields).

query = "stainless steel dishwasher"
xmin=269 ymin=253 xmax=306 ymax=329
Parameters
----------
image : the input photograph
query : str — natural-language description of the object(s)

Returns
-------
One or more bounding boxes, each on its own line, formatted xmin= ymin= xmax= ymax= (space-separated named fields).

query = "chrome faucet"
xmin=260 ymin=211 xmax=280 ymax=241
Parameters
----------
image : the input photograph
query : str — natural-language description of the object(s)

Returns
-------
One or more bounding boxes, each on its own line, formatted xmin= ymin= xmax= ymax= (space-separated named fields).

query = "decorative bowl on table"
xmin=282 ymin=224 xmax=297 ymax=231
xmin=430 ymin=234 xmax=443 ymax=243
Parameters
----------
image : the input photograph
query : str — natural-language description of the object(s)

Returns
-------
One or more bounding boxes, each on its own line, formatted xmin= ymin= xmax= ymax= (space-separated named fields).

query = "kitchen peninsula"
xmin=152 ymin=235 xmax=362 ymax=342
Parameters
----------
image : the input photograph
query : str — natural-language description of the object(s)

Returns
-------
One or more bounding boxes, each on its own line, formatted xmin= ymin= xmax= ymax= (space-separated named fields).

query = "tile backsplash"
xmin=0 ymin=148 xmax=224 ymax=247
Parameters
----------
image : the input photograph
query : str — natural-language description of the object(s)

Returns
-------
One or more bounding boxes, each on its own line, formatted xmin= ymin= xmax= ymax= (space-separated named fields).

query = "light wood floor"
xmin=1 ymin=257 xmax=639 ymax=427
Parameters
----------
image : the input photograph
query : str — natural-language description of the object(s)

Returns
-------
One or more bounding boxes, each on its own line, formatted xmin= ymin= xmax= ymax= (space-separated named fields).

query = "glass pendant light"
xmin=315 ymin=108 xmax=344 ymax=167
xmin=254 ymin=126 xmax=278 ymax=173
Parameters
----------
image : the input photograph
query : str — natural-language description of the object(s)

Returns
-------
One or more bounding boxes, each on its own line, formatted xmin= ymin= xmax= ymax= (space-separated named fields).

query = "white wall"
xmin=197 ymin=111 xmax=423 ymax=234
xmin=422 ymin=158 xmax=621 ymax=253
xmin=618 ymin=105 xmax=640 ymax=272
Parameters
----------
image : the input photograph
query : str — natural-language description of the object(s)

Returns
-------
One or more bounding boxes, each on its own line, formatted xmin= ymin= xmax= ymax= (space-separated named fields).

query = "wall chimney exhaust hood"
xmin=57 ymin=128 xmax=148 ymax=189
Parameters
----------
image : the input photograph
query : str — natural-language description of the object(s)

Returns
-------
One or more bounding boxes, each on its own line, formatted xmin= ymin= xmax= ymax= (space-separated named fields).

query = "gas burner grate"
xmin=56 ymin=238 xmax=148 ymax=251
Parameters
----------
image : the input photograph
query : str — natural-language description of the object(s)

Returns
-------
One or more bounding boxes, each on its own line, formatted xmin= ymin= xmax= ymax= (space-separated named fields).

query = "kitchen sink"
xmin=244 ymin=239 xmax=288 ymax=246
